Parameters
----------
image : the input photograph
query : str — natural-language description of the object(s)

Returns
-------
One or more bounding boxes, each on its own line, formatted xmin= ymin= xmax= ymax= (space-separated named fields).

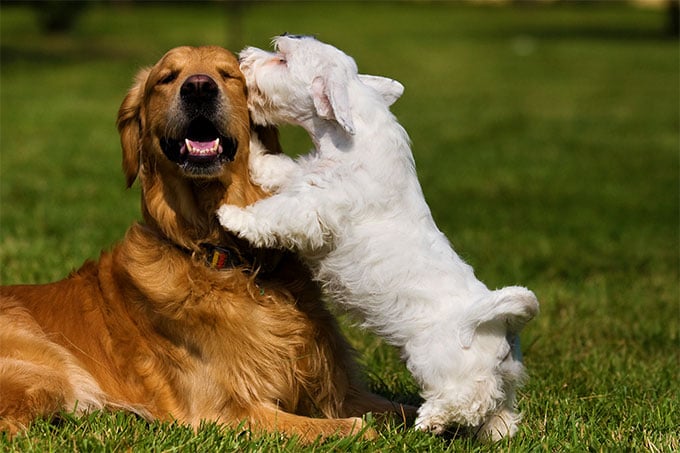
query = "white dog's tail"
xmin=458 ymin=286 xmax=539 ymax=349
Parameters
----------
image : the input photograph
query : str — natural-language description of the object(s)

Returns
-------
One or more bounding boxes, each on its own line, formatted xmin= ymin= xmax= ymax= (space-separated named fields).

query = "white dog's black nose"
xmin=181 ymin=74 xmax=218 ymax=101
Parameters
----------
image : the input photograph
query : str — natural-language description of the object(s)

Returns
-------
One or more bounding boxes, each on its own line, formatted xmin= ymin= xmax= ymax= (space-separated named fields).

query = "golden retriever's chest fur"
xmin=106 ymin=224 xmax=340 ymax=424
xmin=1 ymin=225 xmax=342 ymax=427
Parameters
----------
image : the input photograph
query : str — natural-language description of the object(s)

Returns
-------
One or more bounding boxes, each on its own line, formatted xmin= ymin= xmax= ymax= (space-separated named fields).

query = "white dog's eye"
xmin=269 ymin=54 xmax=286 ymax=66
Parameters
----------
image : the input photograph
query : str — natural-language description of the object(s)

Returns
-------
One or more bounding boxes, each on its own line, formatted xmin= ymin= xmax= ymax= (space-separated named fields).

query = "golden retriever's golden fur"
xmin=0 ymin=46 xmax=408 ymax=442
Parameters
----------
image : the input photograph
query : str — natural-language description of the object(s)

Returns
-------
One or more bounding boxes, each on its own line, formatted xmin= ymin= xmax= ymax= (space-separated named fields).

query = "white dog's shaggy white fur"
xmin=217 ymin=35 xmax=539 ymax=440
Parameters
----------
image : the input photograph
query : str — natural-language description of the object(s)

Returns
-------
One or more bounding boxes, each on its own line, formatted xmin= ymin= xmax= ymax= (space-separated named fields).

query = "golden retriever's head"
xmin=117 ymin=46 xmax=269 ymax=248
xmin=118 ymin=46 xmax=250 ymax=185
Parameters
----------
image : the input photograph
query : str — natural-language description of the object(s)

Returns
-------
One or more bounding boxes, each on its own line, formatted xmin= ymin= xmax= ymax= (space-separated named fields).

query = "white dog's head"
xmin=239 ymin=34 xmax=404 ymax=135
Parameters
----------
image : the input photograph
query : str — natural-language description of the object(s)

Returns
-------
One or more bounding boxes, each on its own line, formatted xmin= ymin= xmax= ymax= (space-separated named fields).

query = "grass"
xmin=1 ymin=2 xmax=678 ymax=451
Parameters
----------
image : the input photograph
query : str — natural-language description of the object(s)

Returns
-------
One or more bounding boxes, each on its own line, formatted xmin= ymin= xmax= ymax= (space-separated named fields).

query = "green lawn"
xmin=1 ymin=2 xmax=678 ymax=451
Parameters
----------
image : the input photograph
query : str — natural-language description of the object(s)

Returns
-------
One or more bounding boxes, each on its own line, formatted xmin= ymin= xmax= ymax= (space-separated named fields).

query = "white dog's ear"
xmin=312 ymin=75 xmax=355 ymax=135
xmin=358 ymin=74 xmax=404 ymax=106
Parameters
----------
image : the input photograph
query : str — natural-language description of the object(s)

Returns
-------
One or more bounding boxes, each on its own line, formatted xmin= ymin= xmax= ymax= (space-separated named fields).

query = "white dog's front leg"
xmin=216 ymin=204 xmax=270 ymax=247
xmin=249 ymin=139 xmax=299 ymax=192
xmin=217 ymin=195 xmax=329 ymax=252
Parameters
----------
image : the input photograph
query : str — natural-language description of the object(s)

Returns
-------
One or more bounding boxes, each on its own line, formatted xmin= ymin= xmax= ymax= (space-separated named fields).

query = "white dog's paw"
xmin=249 ymin=154 xmax=298 ymax=192
xmin=216 ymin=204 xmax=276 ymax=248
xmin=476 ymin=407 xmax=520 ymax=442
xmin=415 ymin=418 xmax=447 ymax=435
xmin=217 ymin=204 xmax=265 ymax=246
xmin=415 ymin=404 xmax=450 ymax=435
xmin=216 ymin=204 xmax=248 ymax=233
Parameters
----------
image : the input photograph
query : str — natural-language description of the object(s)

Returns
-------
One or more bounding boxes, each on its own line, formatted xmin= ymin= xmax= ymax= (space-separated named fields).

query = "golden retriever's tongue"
xmin=183 ymin=138 xmax=222 ymax=161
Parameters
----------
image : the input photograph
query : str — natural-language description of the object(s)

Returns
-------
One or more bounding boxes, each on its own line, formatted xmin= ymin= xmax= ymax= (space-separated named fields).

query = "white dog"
xmin=217 ymin=35 xmax=539 ymax=441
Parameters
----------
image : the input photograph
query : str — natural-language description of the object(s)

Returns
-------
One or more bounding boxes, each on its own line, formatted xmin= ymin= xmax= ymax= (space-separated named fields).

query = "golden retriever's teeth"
xmin=185 ymin=138 xmax=221 ymax=155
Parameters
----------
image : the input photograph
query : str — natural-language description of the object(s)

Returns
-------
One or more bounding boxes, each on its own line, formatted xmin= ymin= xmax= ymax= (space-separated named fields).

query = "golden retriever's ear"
xmin=117 ymin=68 xmax=150 ymax=188
xmin=251 ymin=124 xmax=283 ymax=155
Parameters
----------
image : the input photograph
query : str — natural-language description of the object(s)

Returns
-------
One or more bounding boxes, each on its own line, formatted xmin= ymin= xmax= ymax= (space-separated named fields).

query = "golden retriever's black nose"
xmin=181 ymin=74 xmax=218 ymax=101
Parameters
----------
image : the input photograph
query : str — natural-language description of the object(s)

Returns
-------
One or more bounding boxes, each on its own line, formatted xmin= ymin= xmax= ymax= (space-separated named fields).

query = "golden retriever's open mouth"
xmin=161 ymin=117 xmax=238 ymax=176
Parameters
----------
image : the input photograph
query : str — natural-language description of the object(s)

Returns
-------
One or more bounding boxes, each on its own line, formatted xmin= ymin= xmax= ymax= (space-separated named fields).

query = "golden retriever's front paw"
xmin=341 ymin=417 xmax=378 ymax=440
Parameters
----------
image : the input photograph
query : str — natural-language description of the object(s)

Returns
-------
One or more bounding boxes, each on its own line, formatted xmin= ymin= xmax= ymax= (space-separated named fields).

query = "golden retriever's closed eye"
xmin=0 ymin=46 xmax=411 ymax=442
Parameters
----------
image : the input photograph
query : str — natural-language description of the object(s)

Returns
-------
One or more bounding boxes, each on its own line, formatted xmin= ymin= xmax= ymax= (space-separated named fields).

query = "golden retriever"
xmin=0 ymin=46 xmax=408 ymax=442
